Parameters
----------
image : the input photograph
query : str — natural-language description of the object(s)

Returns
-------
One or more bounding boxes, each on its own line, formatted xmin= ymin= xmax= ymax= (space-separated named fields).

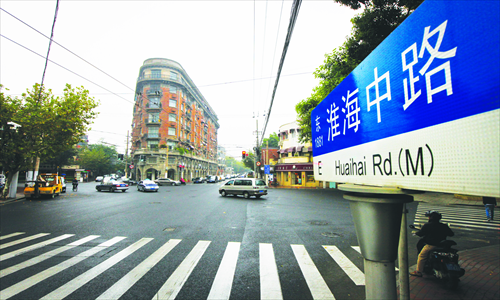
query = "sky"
xmin=0 ymin=0 xmax=358 ymax=159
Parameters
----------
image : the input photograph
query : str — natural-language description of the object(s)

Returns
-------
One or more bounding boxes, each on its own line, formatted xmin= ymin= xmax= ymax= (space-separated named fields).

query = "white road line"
xmin=291 ymin=244 xmax=335 ymax=300
xmin=259 ymin=243 xmax=283 ymax=300
xmin=40 ymin=238 xmax=152 ymax=300
xmin=152 ymin=240 xmax=211 ymax=300
xmin=0 ymin=235 xmax=100 ymax=278
xmin=207 ymin=242 xmax=241 ymax=300
xmin=0 ymin=233 xmax=50 ymax=249
xmin=351 ymin=246 xmax=361 ymax=254
xmin=0 ymin=232 xmax=25 ymax=240
xmin=0 ymin=234 xmax=74 ymax=261
xmin=97 ymin=239 xmax=181 ymax=300
xmin=0 ymin=236 xmax=125 ymax=300
xmin=206 ymin=242 xmax=240 ymax=300
xmin=323 ymin=246 xmax=365 ymax=286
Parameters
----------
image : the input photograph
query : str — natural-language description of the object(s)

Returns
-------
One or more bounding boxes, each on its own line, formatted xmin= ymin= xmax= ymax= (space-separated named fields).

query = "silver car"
xmin=219 ymin=178 xmax=268 ymax=199
xmin=154 ymin=178 xmax=181 ymax=186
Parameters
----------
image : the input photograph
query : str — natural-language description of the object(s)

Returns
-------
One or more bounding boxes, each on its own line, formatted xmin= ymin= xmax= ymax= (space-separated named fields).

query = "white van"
xmin=219 ymin=178 xmax=268 ymax=199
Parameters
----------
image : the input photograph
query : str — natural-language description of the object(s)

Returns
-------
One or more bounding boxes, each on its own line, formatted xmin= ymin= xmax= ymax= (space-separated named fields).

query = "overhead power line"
xmin=260 ymin=0 xmax=302 ymax=145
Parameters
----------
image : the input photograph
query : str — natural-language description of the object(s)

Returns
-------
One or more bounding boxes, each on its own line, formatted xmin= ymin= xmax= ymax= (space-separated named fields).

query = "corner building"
xmin=130 ymin=58 xmax=219 ymax=181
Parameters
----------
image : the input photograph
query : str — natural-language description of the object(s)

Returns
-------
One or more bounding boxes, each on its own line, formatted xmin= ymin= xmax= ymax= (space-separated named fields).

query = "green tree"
xmin=261 ymin=132 xmax=279 ymax=148
xmin=226 ymin=156 xmax=248 ymax=174
xmin=295 ymin=0 xmax=423 ymax=143
xmin=0 ymin=84 xmax=99 ymax=198
xmin=242 ymin=151 xmax=255 ymax=171
xmin=78 ymin=144 xmax=118 ymax=176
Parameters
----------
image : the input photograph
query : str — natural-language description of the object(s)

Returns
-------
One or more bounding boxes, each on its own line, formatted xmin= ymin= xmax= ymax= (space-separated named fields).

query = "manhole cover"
xmin=322 ymin=232 xmax=343 ymax=238
xmin=163 ymin=227 xmax=176 ymax=232
xmin=309 ymin=221 xmax=329 ymax=226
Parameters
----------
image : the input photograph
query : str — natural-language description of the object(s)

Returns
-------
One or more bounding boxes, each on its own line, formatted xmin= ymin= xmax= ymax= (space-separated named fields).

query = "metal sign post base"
xmin=339 ymin=184 xmax=413 ymax=300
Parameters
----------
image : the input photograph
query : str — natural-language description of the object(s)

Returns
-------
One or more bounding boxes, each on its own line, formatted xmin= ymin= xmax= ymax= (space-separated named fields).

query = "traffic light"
xmin=118 ymin=154 xmax=124 ymax=160
xmin=242 ymin=151 xmax=246 ymax=159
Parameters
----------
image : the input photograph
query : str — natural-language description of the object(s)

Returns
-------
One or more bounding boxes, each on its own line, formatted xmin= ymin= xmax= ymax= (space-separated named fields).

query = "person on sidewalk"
xmin=410 ymin=210 xmax=454 ymax=277
xmin=483 ymin=197 xmax=497 ymax=221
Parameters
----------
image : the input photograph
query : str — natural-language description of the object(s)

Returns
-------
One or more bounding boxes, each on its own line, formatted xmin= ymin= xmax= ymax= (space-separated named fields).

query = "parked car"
xmin=121 ymin=177 xmax=136 ymax=186
xmin=95 ymin=176 xmax=104 ymax=182
xmin=96 ymin=180 xmax=129 ymax=192
xmin=192 ymin=177 xmax=205 ymax=184
xmin=207 ymin=176 xmax=217 ymax=183
xmin=219 ymin=178 xmax=268 ymax=199
xmin=137 ymin=180 xmax=159 ymax=192
xmin=154 ymin=178 xmax=181 ymax=186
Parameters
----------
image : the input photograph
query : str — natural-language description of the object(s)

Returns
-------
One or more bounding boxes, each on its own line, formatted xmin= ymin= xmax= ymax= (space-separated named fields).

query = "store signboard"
xmin=312 ymin=0 xmax=499 ymax=197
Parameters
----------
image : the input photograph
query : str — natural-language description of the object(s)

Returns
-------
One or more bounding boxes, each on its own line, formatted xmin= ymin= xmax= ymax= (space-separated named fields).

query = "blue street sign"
xmin=312 ymin=0 xmax=500 ymax=197
xmin=264 ymin=165 xmax=270 ymax=175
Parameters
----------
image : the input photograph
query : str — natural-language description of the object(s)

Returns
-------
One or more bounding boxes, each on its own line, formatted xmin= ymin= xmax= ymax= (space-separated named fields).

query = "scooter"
xmin=410 ymin=224 xmax=465 ymax=289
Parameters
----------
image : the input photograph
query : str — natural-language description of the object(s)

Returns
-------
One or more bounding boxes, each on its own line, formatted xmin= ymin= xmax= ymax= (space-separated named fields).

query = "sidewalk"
xmin=401 ymin=244 xmax=500 ymax=300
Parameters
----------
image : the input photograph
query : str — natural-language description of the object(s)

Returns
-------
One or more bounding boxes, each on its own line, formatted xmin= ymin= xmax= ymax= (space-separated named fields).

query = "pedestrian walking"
xmin=483 ymin=196 xmax=497 ymax=221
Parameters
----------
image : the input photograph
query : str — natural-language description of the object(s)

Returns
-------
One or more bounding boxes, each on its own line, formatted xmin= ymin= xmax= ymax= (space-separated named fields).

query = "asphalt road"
xmin=0 ymin=182 xmax=496 ymax=300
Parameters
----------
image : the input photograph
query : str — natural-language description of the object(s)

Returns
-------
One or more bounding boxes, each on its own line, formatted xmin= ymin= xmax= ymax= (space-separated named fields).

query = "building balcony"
xmin=145 ymin=133 xmax=160 ymax=140
xmin=278 ymin=156 xmax=311 ymax=164
xmin=145 ymin=119 xmax=161 ymax=125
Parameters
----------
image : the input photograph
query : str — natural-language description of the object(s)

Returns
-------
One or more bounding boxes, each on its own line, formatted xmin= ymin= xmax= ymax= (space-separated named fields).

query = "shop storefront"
xmin=275 ymin=163 xmax=318 ymax=188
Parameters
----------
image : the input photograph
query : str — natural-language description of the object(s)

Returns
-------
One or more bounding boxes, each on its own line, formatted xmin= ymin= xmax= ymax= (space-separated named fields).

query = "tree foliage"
xmin=225 ymin=156 xmax=249 ymax=174
xmin=242 ymin=151 xmax=255 ymax=171
xmin=0 ymin=84 xmax=99 ymax=198
xmin=295 ymin=0 xmax=423 ymax=142
xmin=261 ymin=132 xmax=279 ymax=148
xmin=77 ymin=144 xmax=118 ymax=176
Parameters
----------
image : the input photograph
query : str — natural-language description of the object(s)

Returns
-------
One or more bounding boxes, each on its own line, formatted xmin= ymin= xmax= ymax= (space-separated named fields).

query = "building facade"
xmin=275 ymin=121 xmax=320 ymax=188
xmin=130 ymin=58 xmax=219 ymax=181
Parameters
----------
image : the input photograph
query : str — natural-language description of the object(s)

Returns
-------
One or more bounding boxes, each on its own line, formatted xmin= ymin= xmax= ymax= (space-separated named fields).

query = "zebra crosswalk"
xmin=415 ymin=203 xmax=500 ymax=232
xmin=0 ymin=232 xmax=366 ymax=300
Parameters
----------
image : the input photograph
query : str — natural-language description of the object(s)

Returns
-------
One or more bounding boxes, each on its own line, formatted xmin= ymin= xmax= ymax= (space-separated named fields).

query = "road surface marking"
xmin=259 ymin=243 xmax=283 ymax=300
xmin=0 ymin=233 xmax=50 ymax=249
xmin=0 ymin=236 xmax=125 ymax=300
xmin=97 ymin=239 xmax=182 ymax=300
xmin=0 ymin=232 xmax=25 ymax=240
xmin=323 ymin=246 xmax=365 ymax=286
xmin=152 ymin=240 xmax=211 ymax=300
xmin=291 ymin=244 xmax=335 ymax=300
xmin=0 ymin=234 xmax=74 ymax=261
xmin=40 ymin=238 xmax=153 ymax=300
xmin=207 ymin=242 xmax=241 ymax=300
xmin=0 ymin=235 xmax=100 ymax=278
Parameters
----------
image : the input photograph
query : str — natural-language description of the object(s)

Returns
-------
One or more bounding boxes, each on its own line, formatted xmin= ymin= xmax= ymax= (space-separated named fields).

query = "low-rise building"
xmin=274 ymin=121 xmax=320 ymax=188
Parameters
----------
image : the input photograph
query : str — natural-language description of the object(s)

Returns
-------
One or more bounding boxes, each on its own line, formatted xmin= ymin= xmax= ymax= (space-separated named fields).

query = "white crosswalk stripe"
xmin=152 ymin=240 xmax=211 ymax=300
xmin=0 ymin=233 xmax=50 ymax=249
xmin=0 ymin=234 xmax=74 ymax=261
xmin=40 ymin=238 xmax=153 ymax=300
xmin=0 ymin=236 xmax=125 ymax=300
xmin=416 ymin=203 xmax=500 ymax=232
xmin=0 ymin=233 xmax=368 ymax=300
xmin=260 ymin=243 xmax=283 ymax=300
xmin=207 ymin=242 xmax=240 ymax=300
xmin=291 ymin=244 xmax=336 ymax=300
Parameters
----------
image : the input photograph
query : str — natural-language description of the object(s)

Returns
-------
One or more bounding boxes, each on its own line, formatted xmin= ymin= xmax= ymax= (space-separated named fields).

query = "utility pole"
xmin=124 ymin=130 xmax=129 ymax=177
xmin=255 ymin=119 xmax=259 ymax=178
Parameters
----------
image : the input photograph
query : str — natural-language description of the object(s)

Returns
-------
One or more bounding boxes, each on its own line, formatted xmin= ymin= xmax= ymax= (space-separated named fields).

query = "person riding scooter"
xmin=72 ymin=178 xmax=79 ymax=191
xmin=410 ymin=210 xmax=454 ymax=277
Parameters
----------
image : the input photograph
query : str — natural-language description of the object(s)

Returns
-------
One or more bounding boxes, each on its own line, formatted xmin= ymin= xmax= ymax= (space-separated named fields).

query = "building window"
xmin=169 ymin=113 xmax=176 ymax=122
xmin=148 ymin=127 xmax=159 ymax=138
xmin=149 ymin=97 xmax=160 ymax=108
xmin=152 ymin=69 xmax=161 ymax=78
xmin=149 ymin=113 xmax=159 ymax=123
xmin=167 ymin=141 xmax=176 ymax=150
xmin=168 ymin=127 xmax=176 ymax=136
xmin=169 ymin=99 xmax=177 ymax=108
xmin=147 ymin=156 xmax=158 ymax=164
xmin=170 ymin=72 xmax=178 ymax=80
xmin=150 ymin=84 xmax=160 ymax=93
xmin=170 ymin=85 xmax=177 ymax=94
xmin=148 ymin=140 xmax=158 ymax=149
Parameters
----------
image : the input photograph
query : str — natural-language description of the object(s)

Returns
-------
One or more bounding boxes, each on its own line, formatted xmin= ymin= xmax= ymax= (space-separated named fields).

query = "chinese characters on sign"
xmin=314 ymin=20 xmax=457 ymax=150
